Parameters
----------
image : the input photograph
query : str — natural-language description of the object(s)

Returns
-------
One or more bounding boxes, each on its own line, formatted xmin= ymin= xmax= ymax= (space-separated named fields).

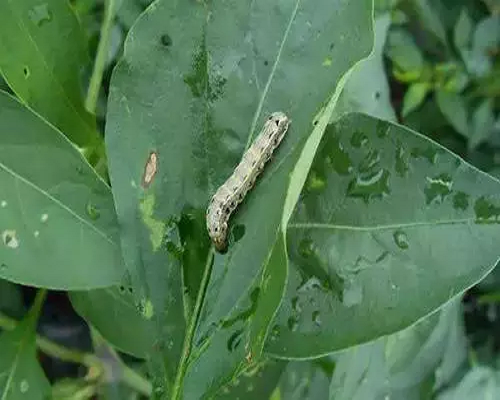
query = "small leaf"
xmin=333 ymin=14 xmax=396 ymax=122
xmin=385 ymin=28 xmax=424 ymax=76
xmin=454 ymin=9 xmax=473 ymax=50
xmin=0 ymin=0 xmax=98 ymax=146
xmin=0 ymin=294 xmax=50 ymax=400
xmin=402 ymin=82 xmax=431 ymax=117
xmin=469 ymin=99 xmax=495 ymax=150
xmin=435 ymin=90 xmax=469 ymax=137
xmin=70 ymin=287 xmax=156 ymax=358
xmin=0 ymin=91 xmax=123 ymax=289
xmin=437 ymin=366 xmax=500 ymax=400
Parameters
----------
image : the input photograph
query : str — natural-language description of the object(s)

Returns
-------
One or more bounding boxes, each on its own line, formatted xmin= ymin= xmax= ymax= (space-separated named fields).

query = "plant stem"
xmin=85 ymin=0 xmax=116 ymax=114
xmin=0 ymin=309 xmax=152 ymax=397
xmin=171 ymin=248 xmax=215 ymax=400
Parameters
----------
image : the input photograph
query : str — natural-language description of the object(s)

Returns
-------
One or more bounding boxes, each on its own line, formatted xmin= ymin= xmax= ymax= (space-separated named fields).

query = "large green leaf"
xmin=328 ymin=299 xmax=465 ymax=400
xmin=0 ymin=0 xmax=98 ymax=146
xmin=332 ymin=14 xmax=396 ymax=122
xmin=105 ymin=0 xmax=373 ymax=397
xmin=0 ymin=293 xmax=49 ymax=400
xmin=0 ymin=91 xmax=123 ymax=289
xmin=278 ymin=359 xmax=333 ymax=400
xmin=266 ymin=113 xmax=500 ymax=358
xmin=69 ymin=286 xmax=156 ymax=358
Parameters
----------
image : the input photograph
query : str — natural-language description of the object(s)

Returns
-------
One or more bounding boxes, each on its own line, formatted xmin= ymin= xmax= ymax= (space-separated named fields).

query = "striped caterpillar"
xmin=206 ymin=112 xmax=291 ymax=252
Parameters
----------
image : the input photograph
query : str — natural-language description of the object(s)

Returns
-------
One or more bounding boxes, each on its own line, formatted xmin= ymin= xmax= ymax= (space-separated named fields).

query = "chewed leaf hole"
xmin=160 ymin=34 xmax=172 ymax=47
xmin=232 ymin=224 xmax=245 ymax=242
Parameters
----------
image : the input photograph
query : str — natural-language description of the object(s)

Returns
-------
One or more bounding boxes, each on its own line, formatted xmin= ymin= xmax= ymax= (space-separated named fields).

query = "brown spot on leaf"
xmin=142 ymin=151 xmax=158 ymax=188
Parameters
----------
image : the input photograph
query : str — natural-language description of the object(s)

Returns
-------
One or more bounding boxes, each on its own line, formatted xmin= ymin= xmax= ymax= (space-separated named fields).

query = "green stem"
xmin=171 ymin=248 xmax=215 ymax=399
xmin=0 ymin=309 xmax=152 ymax=397
xmin=85 ymin=0 xmax=116 ymax=114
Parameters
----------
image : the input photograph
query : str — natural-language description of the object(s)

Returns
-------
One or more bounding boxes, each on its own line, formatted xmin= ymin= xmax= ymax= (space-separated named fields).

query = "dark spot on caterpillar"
xmin=264 ymin=60 xmax=269 ymax=66
xmin=275 ymin=120 xmax=279 ymax=127
xmin=313 ymin=120 xmax=318 ymax=126
xmin=375 ymin=91 xmax=381 ymax=99
xmin=214 ymin=227 xmax=218 ymax=232
xmin=251 ymin=159 xmax=256 ymax=166
xmin=231 ymin=201 xmax=235 ymax=207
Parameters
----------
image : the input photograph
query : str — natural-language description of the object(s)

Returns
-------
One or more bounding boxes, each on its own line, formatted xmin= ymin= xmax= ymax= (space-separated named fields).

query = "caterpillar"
xmin=206 ymin=111 xmax=291 ymax=252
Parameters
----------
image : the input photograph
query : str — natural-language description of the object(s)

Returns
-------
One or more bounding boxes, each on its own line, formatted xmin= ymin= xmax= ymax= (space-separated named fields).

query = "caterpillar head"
xmin=211 ymin=221 xmax=228 ymax=252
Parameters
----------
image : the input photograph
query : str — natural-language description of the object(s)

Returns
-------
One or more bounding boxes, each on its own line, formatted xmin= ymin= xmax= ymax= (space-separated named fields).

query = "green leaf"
xmin=469 ymin=99 xmax=495 ymax=150
xmin=0 ymin=293 xmax=50 ymax=400
xmin=279 ymin=359 xmax=332 ymax=400
xmin=215 ymin=359 xmax=286 ymax=400
xmin=69 ymin=287 xmax=156 ymax=358
xmin=454 ymin=9 xmax=473 ymax=50
xmin=116 ymin=0 xmax=152 ymax=30
xmin=402 ymin=82 xmax=431 ymax=117
xmin=0 ymin=90 xmax=123 ymax=289
xmin=105 ymin=0 xmax=373 ymax=397
xmin=328 ymin=300 xmax=464 ymax=399
xmin=265 ymin=113 xmax=500 ymax=358
xmin=385 ymin=28 xmax=424 ymax=76
xmin=435 ymin=90 xmax=469 ymax=137
xmin=333 ymin=14 xmax=396 ymax=122
xmin=437 ymin=366 xmax=500 ymax=400
xmin=0 ymin=280 xmax=24 ymax=319
xmin=0 ymin=0 xmax=98 ymax=146
xmin=407 ymin=0 xmax=448 ymax=48
xmin=461 ymin=15 xmax=500 ymax=78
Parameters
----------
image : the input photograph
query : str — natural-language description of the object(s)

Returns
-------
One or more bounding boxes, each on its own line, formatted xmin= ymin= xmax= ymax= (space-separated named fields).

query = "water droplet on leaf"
xmin=291 ymin=296 xmax=302 ymax=313
xmin=453 ymin=191 xmax=469 ymax=211
xmin=395 ymin=145 xmax=409 ymax=177
xmin=393 ymin=230 xmax=409 ymax=249
xmin=312 ymin=310 xmax=321 ymax=326
xmin=28 ymin=4 xmax=52 ymax=26
xmin=424 ymin=173 xmax=453 ymax=204
xmin=86 ymin=201 xmax=100 ymax=220
xmin=347 ymin=169 xmax=391 ymax=203
xmin=350 ymin=131 xmax=368 ymax=148
xmin=287 ymin=316 xmax=299 ymax=331
xmin=19 ymin=380 xmax=29 ymax=393
xmin=474 ymin=196 xmax=500 ymax=223
xmin=227 ymin=328 xmax=244 ymax=351
xmin=2 ymin=230 xmax=19 ymax=249
xmin=359 ymin=150 xmax=381 ymax=173
xmin=342 ymin=280 xmax=363 ymax=307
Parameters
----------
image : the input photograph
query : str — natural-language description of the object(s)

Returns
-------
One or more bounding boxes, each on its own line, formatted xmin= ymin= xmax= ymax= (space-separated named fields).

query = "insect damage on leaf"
xmin=142 ymin=151 xmax=158 ymax=188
